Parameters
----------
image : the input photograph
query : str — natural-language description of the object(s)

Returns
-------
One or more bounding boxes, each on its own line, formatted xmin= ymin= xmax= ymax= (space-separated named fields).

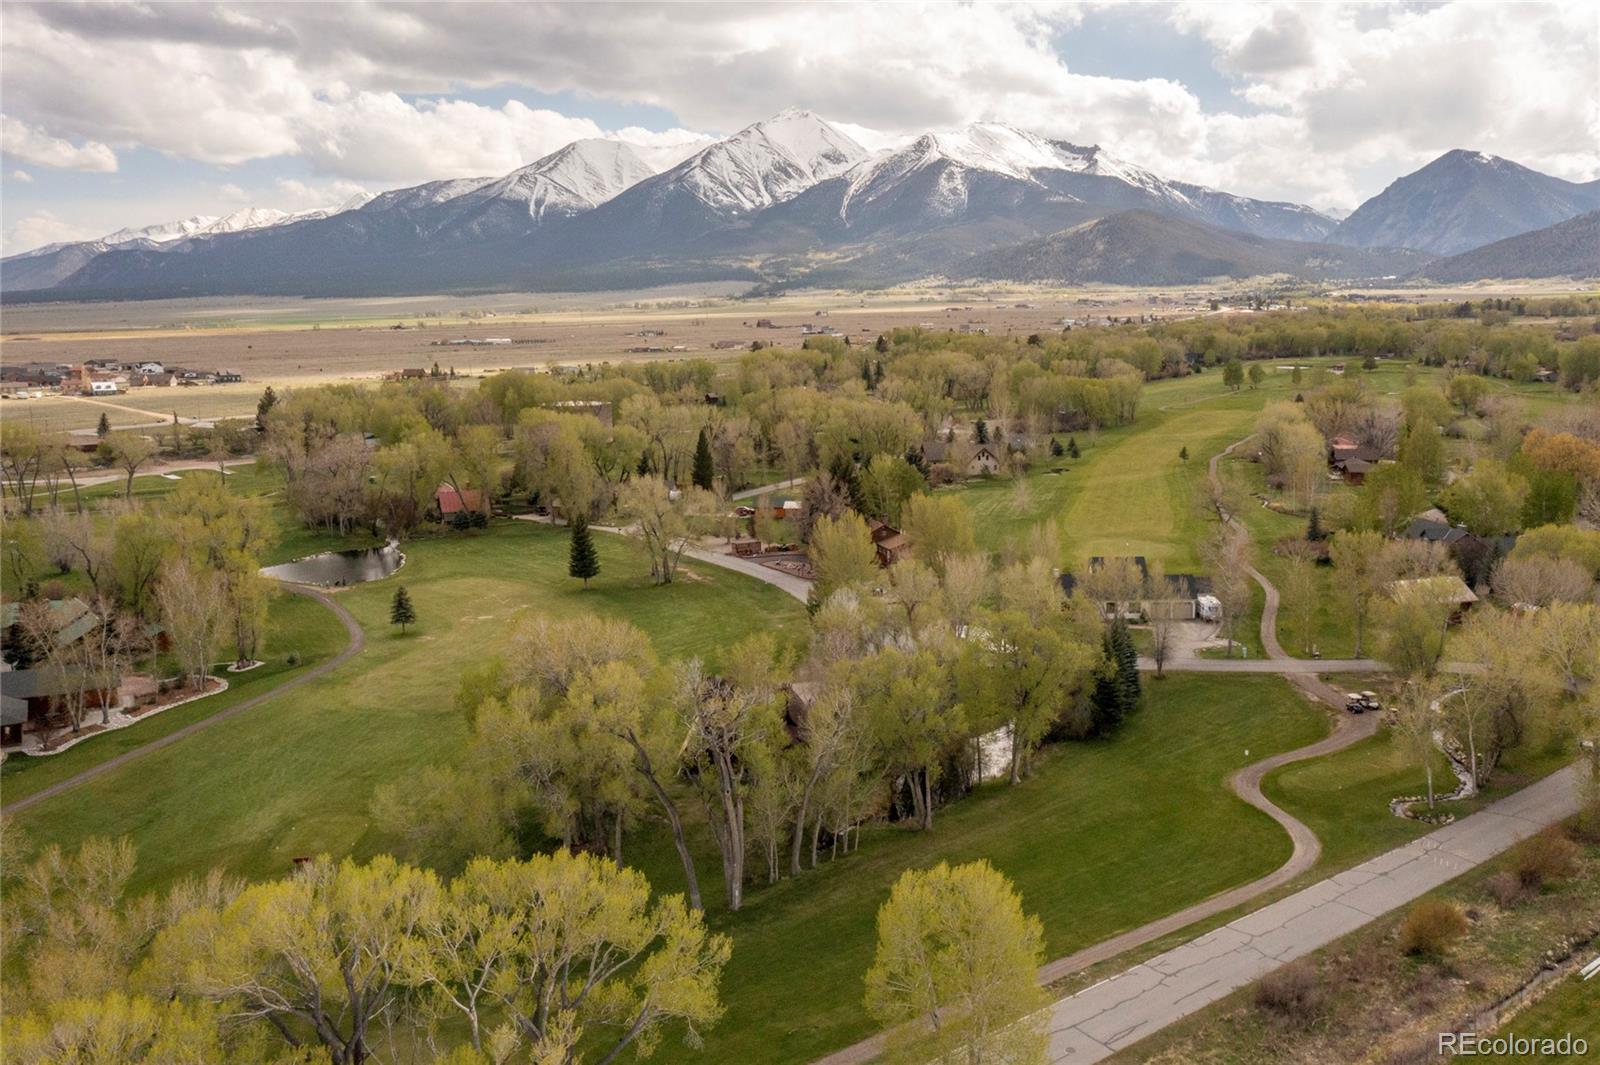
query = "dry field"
xmin=5 ymin=280 xmax=1587 ymax=434
xmin=0 ymin=283 xmax=1222 ymax=432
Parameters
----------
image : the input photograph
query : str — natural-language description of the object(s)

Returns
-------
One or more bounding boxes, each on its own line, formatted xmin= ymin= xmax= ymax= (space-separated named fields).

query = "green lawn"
xmin=4 ymin=520 xmax=807 ymax=895
xmin=616 ymin=674 xmax=1328 ymax=1065
xmin=0 ymin=591 xmax=348 ymax=801
xmin=1498 ymin=969 xmax=1600 ymax=1063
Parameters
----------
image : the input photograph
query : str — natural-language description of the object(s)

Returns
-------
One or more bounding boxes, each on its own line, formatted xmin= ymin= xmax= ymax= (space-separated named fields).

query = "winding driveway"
xmin=812 ymin=433 xmax=1386 ymax=1065
xmin=2 ymin=584 xmax=364 ymax=816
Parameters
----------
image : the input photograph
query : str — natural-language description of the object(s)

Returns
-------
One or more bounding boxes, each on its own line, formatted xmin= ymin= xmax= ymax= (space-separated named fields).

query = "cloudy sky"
xmin=3 ymin=0 xmax=1597 ymax=253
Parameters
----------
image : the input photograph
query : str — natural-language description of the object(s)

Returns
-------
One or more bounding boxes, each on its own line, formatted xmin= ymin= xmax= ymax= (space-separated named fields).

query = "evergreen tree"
xmin=828 ymin=455 xmax=865 ymax=512
xmin=256 ymin=386 xmax=277 ymax=430
xmin=974 ymin=419 xmax=989 ymax=445
xmin=96 ymin=412 xmax=111 ymax=438
xmin=873 ymin=360 xmax=885 ymax=388
xmin=1306 ymin=506 xmax=1324 ymax=542
xmin=389 ymin=586 xmax=417 ymax=634
xmin=1049 ymin=437 xmax=1064 ymax=458
xmin=1090 ymin=617 xmax=1142 ymax=736
xmin=568 ymin=515 xmax=600 ymax=588
xmin=636 ymin=450 xmax=654 ymax=477
xmin=692 ymin=428 xmax=716 ymax=491
xmin=1067 ymin=436 xmax=1081 ymax=459
xmin=875 ymin=334 xmax=889 ymax=354
xmin=1179 ymin=445 xmax=1189 ymax=462
xmin=862 ymin=360 xmax=875 ymax=390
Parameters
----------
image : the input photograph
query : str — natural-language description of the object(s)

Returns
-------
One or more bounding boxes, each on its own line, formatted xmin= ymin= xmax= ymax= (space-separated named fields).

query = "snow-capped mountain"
xmin=9 ymin=114 xmax=1584 ymax=297
xmin=670 ymin=108 xmax=868 ymax=214
xmin=1327 ymin=149 xmax=1600 ymax=255
xmin=452 ymin=139 xmax=662 ymax=222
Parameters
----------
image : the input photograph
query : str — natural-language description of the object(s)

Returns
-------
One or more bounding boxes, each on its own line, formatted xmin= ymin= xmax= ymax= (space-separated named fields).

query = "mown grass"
xmin=0 ymin=591 xmax=348 ymax=801
xmin=1499 ymin=968 xmax=1600 ymax=1063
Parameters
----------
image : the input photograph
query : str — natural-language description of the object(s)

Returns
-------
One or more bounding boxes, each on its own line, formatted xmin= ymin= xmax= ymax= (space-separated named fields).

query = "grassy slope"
xmin=1501 ymin=969 xmax=1600 ymax=1062
xmin=5 ymin=521 xmax=807 ymax=894
xmin=0 ymin=591 xmax=347 ymax=800
xmin=627 ymin=674 xmax=1328 ymax=1065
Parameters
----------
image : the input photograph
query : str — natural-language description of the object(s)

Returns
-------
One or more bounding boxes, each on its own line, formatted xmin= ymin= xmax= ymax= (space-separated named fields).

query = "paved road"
xmin=681 ymin=544 xmax=810 ymax=601
xmin=731 ymin=476 xmax=805 ymax=501
xmin=1044 ymin=766 xmax=1583 ymax=1062
xmin=66 ymin=456 xmax=258 ymax=490
xmin=2 ymin=585 xmax=362 ymax=815
xmin=813 ymin=433 xmax=1388 ymax=1065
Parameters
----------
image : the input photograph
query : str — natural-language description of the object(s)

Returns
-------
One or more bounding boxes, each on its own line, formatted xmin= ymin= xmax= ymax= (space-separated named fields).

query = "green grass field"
xmin=0 ymin=591 xmax=348 ymax=801
xmin=1498 ymin=969 xmax=1600 ymax=1063
xmin=5 ymin=524 xmax=1334 ymax=1065
xmin=4 ymin=521 xmax=807 ymax=892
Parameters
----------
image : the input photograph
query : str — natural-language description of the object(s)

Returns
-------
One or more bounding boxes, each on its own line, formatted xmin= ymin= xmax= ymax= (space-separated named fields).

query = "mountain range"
xmin=4 ymin=111 xmax=1596 ymax=298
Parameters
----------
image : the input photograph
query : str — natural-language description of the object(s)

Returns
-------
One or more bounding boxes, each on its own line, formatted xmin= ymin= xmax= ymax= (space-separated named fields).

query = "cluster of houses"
xmin=0 ymin=359 xmax=242 ymax=398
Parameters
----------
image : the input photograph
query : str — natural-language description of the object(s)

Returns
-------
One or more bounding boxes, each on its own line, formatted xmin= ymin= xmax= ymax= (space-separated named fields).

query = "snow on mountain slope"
xmin=836 ymin=124 xmax=1192 ymax=220
xmin=101 ymin=215 xmax=220 ymax=246
xmin=670 ymin=109 xmax=868 ymax=214
xmin=457 ymin=139 xmax=660 ymax=221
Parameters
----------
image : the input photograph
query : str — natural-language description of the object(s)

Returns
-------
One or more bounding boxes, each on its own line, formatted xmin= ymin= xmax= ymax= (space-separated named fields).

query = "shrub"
xmin=1514 ymin=828 xmax=1578 ymax=889
xmin=1254 ymin=960 xmax=1326 ymax=1026
xmin=1483 ymin=870 xmax=1526 ymax=908
xmin=1399 ymin=900 xmax=1468 ymax=957
xmin=285 ymin=650 xmax=302 ymax=667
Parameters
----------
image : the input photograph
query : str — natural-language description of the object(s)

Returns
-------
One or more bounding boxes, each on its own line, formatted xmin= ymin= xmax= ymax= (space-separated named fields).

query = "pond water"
xmin=261 ymin=542 xmax=404 ymax=586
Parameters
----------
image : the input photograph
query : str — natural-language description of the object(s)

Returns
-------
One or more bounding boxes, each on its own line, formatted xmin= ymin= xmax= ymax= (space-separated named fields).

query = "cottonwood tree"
xmin=8 ymin=992 xmax=229 ymax=1064
xmin=1205 ymin=527 xmax=1255 ymax=657
xmin=1328 ymin=530 xmax=1385 ymax=656
xmin=156 ymin=558 xmax=225 ymax=689
xmin=676 ymin=638 xmax=781 ymax=912
xmin=144 ymin=855 xmax=438 ymax=1065
xmin=787 ymin=684 xmax=863 ymax=876
xmin=1280 ymin=539 xmax=1320 ymax=656
xmin=865 ymin=860 xmax=1046 ymax=1065
xmin=1390 ymin=680 xmax=1446 ymax=810
xmin=808 ymin=511 xmax=880 ymax=609
xmin=105 ymin=434 xmax=158 ymax=500
xmin=401 ymin=852 xmax=729 ymax=1063
xmin=1491 ymin=555 xmax=1593 ymax=608
xmin=618 ymin=478 xmax=707 ymax=584
xmin=853 ymin=637 xmax=964 ymax=831
xmin=504 ymin=616 xmax=706 ymax=912
xmin=899 ymin=494 xmax=977 ymax=575
xmin=1 ymin=421 xmax=52 ymax=512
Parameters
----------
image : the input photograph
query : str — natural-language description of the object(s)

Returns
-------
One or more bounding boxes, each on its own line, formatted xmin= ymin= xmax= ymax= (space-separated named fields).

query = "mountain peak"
xmin=668 ymin=110 xmax=867 ymax=213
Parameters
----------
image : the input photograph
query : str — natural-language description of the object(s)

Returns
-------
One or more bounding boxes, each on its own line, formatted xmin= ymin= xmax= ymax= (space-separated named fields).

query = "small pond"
xmin=261 ymin=542 xmax=404 ymax=586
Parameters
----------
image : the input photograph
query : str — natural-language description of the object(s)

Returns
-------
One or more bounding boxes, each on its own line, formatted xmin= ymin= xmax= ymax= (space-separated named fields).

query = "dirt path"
xmin=2 ymin=584 xmax=363 ymax=815
xmin=60 ymin=394 xmax=216 ymax=425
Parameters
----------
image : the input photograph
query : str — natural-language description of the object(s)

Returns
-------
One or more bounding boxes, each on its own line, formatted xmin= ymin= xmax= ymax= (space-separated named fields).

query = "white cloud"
xmin=0 ymin=115 xmax=118 ymax=172
xmin=11 ymin=169 xmax=32 ymax=183
xmin=0 ymin=1 xmax=1593 ymax=218
xmin=4 ymin=209 xmax=101 ymax=253
xmin=273 ymin=176 xmax=373 ymax=210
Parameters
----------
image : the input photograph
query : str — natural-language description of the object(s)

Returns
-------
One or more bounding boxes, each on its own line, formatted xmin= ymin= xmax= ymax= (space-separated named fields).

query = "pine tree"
xmin=1067 ymin=436 xmax=1081 ymax=459
xmin=1306 ymin=506 xmax=1323 ymax=542
xmin=96 ymin=412 xmax=111 ymax=438
xmin=1049 ymin=437 xmax=1063 ymax=458
xmin=390 ymin=585 xmax=417 ymax=634
xmin=1179 ymin=445 xmax=1189 ymax=462
xmin=974 ymin=419 xmax=989 ymax=444
xmin=873 ymin=361 xmax=885 ymax=388
xmin=1113 ymin=617 xmax=1141 ymax=716
xmin=875 ymin=334 xmax=889 ymax=354
xmin=862 ymin=360 xmax=875 ymax=390
xmin=692 ymin=428 xmax=715 ymax=490
xmin=828 ymin=455 xmax=865 ymax=512
xmin=256 ymin=386 xmax=277 ymax=430
xmin=636 ymin=450 xmax=654 ymax=477
xmin=569 ymin=516 xmax=600 ymax=588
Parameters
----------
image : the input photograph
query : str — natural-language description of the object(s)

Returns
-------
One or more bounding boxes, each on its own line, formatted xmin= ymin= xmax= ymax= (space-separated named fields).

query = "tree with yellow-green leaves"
xmin=808 ymin=510 xmax=880 ymax=610
xmin=865 ymin=860 xmax=1047 ymax=1065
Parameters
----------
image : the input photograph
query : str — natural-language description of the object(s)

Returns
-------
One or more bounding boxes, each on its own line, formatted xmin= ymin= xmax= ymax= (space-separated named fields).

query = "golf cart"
xmin=1345 ymin=691 xmax=1382 ymax=714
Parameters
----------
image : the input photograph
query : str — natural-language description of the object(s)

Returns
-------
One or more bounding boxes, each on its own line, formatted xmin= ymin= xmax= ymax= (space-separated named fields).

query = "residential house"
xmin=867 ymin=521 xmax=911 ymax=567
xmin=919 ymin=439 xmax=1001 ymax=478
xmin=549 ymin=400 xmax=614 ymax=427
xmin=0 ymin=598 xmax=119 ymax=746
xmin=435 ymin=483 xmax=486 ymax=516
xmin=1058 ymin=556 xmax=1212 ymax=620
xmin=1388 ymin=575 xmax=1479 ymax=623
xmin=1328 ymin=436 xmax=1383 ymax=484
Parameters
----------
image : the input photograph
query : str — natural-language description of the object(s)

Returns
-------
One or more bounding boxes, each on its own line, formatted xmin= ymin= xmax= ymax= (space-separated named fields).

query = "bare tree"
xmin=1491 ymin=555 xmax=1594 ymax=608
xmin=105 ymin=433 xmax=158 ymax=499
